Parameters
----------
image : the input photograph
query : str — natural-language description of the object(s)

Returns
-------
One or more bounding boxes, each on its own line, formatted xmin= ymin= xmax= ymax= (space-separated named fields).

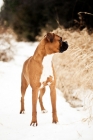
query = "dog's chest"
xmin=40 ymin=54 xmax=54 ymax=84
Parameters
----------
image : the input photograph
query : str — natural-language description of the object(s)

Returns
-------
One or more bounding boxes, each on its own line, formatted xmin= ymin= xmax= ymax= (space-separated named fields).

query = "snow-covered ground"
xmin=0 ymin=41 xmax=93 ymax=140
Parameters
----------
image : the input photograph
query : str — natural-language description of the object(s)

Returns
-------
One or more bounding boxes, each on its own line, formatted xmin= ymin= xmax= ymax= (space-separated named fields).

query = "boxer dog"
xmin=20 ymin=32 xmax=68 ymax=126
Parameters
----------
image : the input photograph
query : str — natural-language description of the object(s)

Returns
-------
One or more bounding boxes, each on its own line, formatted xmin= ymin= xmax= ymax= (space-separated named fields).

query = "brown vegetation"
xmin=52 ymin=28 xmax=93 ymax=119
xmin=0 ymin=28 xmax=16 ymax=61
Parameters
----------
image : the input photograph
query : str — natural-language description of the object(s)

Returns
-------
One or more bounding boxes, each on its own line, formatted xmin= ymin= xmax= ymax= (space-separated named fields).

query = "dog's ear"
xmin=46 ymin=33 xmax=54 ymax=42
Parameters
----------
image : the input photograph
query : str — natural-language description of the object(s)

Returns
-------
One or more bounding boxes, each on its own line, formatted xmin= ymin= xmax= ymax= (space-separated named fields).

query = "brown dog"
xmin=20 ymin=32 xmax=68 ymax=126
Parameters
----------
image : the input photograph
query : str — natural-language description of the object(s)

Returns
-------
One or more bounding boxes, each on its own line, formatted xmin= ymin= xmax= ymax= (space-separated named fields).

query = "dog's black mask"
xmin=60 ymin=41 xmax=68 ymax=53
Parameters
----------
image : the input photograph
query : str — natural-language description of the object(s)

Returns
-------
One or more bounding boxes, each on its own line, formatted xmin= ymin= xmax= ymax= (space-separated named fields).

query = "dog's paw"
xmin=30 ymin=122 xmax=38 ymax=126
xmin=52 ymin=120 xmax=58 ymax=124
xmin=20 ymin=110 xmax=25 ymax=114
xmin=52 ymin=117 xmax=58 ymax=124
xmin=41 ymin=110 xmax=48 ymax=113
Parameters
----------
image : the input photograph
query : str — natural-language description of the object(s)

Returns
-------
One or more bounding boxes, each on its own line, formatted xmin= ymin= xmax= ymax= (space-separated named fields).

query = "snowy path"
xmin=0 ymin=41 xmax=93 ymax=140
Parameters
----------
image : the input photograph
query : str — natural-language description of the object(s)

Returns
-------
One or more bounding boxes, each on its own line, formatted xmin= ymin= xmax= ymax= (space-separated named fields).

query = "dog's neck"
xmin=33 ymin=42 xmax=48 ymax=63
xmin=33 ymin=49 xmax=45 ymax=63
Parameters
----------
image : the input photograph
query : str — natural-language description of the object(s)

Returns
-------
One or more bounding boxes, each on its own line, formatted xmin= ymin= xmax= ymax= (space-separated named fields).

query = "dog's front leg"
xmin=30 ymin=88 xmax=38 ymax=126
xmin=50 ymin=84 xmax=58 ymax=123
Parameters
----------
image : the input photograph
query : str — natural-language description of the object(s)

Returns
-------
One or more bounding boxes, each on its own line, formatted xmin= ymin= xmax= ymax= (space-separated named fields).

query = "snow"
xmin=0 ymin=40 xmax=93 ymax=140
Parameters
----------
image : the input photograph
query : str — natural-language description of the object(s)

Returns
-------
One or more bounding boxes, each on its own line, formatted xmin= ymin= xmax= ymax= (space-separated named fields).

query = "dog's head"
xmin=44 ymin=32 xmax=68 ymax=54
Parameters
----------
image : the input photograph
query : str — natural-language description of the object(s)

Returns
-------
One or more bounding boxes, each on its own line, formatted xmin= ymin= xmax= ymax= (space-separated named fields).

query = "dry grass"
xmin=52 ymin=27 xmax=93 ymax=120
xmin=0 ymin=28 xmax=16 ymax=61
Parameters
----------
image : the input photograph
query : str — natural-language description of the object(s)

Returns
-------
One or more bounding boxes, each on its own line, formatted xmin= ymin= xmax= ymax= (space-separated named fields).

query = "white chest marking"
xmin=40 ymin=54 xmax=54 ymax=85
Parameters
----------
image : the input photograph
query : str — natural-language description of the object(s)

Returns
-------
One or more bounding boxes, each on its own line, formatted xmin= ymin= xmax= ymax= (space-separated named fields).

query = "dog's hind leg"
xmin=39 ymin=87 xmax=47 ymax=113
xmin=20 ymin=73 xmax=28 ymax=114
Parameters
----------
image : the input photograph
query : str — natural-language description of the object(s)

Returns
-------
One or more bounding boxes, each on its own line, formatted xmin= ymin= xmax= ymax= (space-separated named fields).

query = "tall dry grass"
xmin=52 ymin=27 xmax=93 ymax=121
xmin=0 ymin=28 xmax=16 ymax=61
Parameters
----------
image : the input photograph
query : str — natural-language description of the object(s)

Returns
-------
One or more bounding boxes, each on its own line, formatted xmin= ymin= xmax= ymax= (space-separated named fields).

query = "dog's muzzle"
xmin=60 ymin=41 xmax=68 ymax=53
